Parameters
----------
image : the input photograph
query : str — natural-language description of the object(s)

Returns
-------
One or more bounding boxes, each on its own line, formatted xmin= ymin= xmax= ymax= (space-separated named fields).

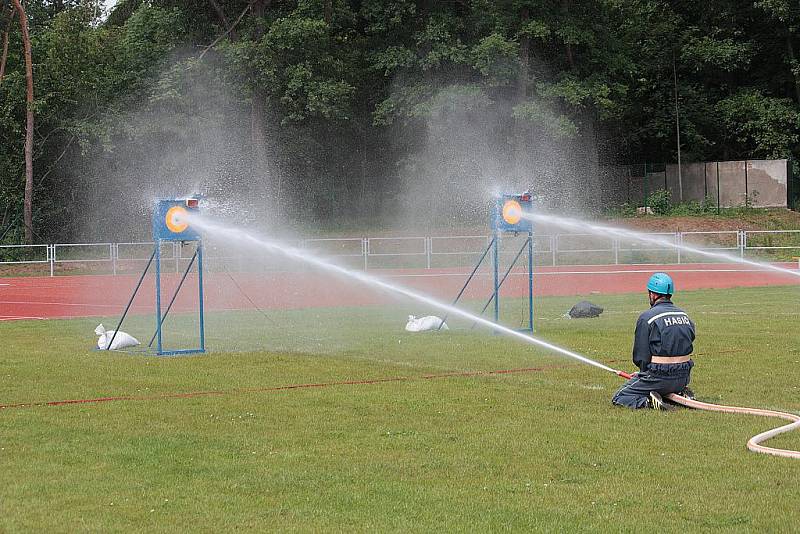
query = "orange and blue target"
xmin=502 ymin=199 xmax=522 ymax=225
xmin=494 ymin=193 xmax=532 ymax=233
xmin=165 ymin=206 xmax=189 ymax=233
xmin=153 ymin=199 xmax=201 ymax=241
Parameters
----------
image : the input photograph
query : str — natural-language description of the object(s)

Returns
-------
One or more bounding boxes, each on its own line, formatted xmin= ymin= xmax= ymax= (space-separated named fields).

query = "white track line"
xmin=387 ymin=268 xmax=800 ymax=278
xmin=0 ymin=316 xmax=46 ymax=321
xmin=0 ymin=300 xmax=123 ymax=308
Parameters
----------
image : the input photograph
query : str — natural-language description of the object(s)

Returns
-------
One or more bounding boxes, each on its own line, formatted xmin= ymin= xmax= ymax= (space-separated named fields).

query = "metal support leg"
xmin=493 ymin=232 xmax=500 ymax=324
xmin=528 ymin=232 xmax=534 ymax=333
xmin=106 ymin=248 xmax=156 ymax=350
xmin=198 ymin=242 xmax=206 ymax=353
xmin=474 ymin=239 xmax=529 ymax=321
xmin=426 ymin=237 xmax=431 ymax=269
xmin=155 ymin=241 xmax=164 ymax=354
xmin=148 ymin=249 xmax=198 ymax=348
xmin=437 ymin=237 xmax=495 ymax=330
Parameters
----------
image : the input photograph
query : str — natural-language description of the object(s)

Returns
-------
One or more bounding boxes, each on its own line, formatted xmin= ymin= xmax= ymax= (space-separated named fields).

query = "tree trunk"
xmin=11 ymin=0 xmax=33 ymax=244
xmin=514 ymin=8 xmax=531 ymax=178
xmin=208 ymin=0 xmax=237 ymax=40
xmin=359 ymin=127 xmax=368 ymax=216
xmin=517 ymin=10 xmax=530 ymax=104
xmin=323 ymin=0 xmax=333 ymax=23
xmin=0 ymin=9 xmax=14 ymax=84
xmin=565 ymin=43 xmax=575 ymax=69
xmin=251 ymin=89 xmax=270 ymax=171
xmin=250 ymin=0 xmax=277 ymax=199
xmin=786 ymin=33 xmax=800 ymax=104
xmin=561 ymin=0 xmax=575 ymax=69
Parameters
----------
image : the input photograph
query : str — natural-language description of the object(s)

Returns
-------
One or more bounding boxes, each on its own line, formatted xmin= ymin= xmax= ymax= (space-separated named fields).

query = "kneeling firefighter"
xmin=612 ymin=272 xmax=695 ymax=410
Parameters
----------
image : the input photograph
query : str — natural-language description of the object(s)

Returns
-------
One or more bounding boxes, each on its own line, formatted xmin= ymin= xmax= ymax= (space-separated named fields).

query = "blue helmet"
xmin=647 ymin=272 xmax=674 ymax=295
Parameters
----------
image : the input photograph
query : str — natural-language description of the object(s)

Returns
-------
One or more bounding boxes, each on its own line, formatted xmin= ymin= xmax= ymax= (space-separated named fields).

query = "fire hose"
xmin=616 ymin=370 xmax=800 ymax=460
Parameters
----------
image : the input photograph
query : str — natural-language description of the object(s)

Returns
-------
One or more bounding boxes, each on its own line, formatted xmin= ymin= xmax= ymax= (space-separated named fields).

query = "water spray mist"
xmin=522 ymin=211 xmax=800 ymax=279
xmin=187 ymin=213 xmax=620 ymax=375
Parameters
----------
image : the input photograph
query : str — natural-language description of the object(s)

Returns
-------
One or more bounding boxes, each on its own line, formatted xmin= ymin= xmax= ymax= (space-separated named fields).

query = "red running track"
xmin=0 ymin=263 xmax=798 ymax=320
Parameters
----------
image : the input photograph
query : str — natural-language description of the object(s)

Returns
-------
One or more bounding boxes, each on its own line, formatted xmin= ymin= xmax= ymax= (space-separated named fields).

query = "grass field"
xmin=1 ymin=286 xmax=799 ymax=531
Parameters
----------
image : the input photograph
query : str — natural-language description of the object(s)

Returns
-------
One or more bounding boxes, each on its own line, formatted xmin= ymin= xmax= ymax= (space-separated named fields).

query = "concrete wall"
xmin=705 ymin=162 xmax=719 ymax=207
xmin=603 ymin=159 xmax=789 ymax=208
xmin=718 ymin=160 xmax=748 ymax=207
xmin=747 ymin=159 xmax=788 ymax=207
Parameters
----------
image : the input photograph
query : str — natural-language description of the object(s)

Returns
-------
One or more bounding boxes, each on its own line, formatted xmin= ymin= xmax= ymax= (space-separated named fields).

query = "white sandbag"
xmin=95 ymin=324 xmax=140 ymax=350
xmin=404 ymin=315 xmax=449 ymax=332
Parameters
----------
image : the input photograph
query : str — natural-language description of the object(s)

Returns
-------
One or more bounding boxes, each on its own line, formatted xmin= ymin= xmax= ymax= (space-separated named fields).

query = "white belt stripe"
xmin=647 ymin=311 xmax=689 ymax=324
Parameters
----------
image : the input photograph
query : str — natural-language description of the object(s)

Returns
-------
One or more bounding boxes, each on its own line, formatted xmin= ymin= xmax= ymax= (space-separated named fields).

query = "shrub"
xmin=603 ymin=202 xmax=638 ymax=217
xmin=669 ymin=200 xmax=704 ymax=216
xmin=645 ymin=189 xmax=671 ymax=215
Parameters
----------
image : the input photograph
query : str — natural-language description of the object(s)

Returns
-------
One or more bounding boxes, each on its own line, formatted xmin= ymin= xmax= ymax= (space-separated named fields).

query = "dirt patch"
xmin=605 ymin=209 xmax=800 ymax=233
xmin=312 ymin=209 xmax=800 ymax=237
xmin=609 ymin=217 xmax=759 ymax=232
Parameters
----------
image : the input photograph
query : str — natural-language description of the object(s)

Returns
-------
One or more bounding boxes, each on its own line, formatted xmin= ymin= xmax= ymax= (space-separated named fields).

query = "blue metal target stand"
xmin=442 ymin=192 xmax=534 ymax=332
xmin=106 ymin=197 xmax=206 ymax=355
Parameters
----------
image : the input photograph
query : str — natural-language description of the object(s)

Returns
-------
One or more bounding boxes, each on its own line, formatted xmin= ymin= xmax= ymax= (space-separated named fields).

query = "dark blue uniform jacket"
xmin=632 ymin=299 xmax=695 ymax=372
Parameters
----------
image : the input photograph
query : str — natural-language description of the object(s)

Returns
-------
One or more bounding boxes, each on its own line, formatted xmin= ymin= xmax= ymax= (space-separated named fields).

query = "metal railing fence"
xmin=1 ymin=230 xmax=799 ymax=276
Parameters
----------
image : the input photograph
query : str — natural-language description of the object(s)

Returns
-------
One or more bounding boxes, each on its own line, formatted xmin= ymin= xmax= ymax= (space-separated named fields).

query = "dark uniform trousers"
xmin=612 ymin=299 xmax=696 ymax=409
xmin=612 ymin=361 xmax=693 ymax=409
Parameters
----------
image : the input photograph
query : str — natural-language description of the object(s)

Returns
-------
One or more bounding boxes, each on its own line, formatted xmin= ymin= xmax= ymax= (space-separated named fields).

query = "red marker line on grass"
xmin=0 ymin=364 xmax=575 ymax=411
